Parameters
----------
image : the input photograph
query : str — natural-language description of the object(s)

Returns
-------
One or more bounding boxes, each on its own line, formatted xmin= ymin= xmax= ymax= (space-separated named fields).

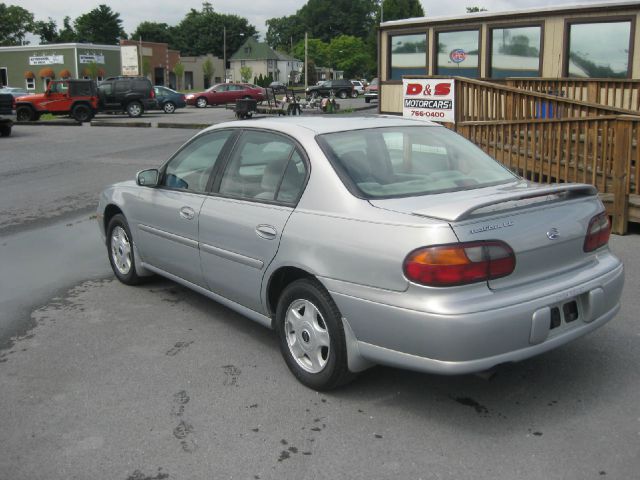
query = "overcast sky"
xmin=16 ymin=0 xmax=628 ymax=39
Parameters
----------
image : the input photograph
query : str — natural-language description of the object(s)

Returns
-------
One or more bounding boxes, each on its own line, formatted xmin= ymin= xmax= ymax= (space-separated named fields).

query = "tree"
xmin=0 ymin=3 xmax=34 ymax=46
xmin=328 ymin=35 xmax=371 ymax=78
xmin=57 ymin=17 xmax=77 ymax=43
xmin=292 ymin=38 xmax=329 ymax=67
xmin=298 ymin=0 xmax=377 ymax=43
xmin=265 ymin=15 xmax=305 ymax=52
xmin=202 ymin=59 xmax=214 ymax=88
xmin=171 ymin=8 xmax=257 ymax=57
xmin=74 ymin=4 xmax=126 ymax=45
xmin=240 ymin=66 xmax=253 ymax=83
xmin=131 ymin=21 xmax=174 ymax=45
xmin=34 ymin=18 xmax=58 ymax=44
xmin=466 ymin=6 xmax=488 ymax=13
xmin=173 ymin=62 xmax=185 ymax=90
xmin=382 ymin=0 xmax=424 ymax=22
xmin=85 ymin=61 xmax=100 ymax=80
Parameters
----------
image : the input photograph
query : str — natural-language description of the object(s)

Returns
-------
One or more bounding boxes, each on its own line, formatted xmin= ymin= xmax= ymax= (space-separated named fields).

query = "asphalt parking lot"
xmin=0 ymin=122 xmax=638 ymax=480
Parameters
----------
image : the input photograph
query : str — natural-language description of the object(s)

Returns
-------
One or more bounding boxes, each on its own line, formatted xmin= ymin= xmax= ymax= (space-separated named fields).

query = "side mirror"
xmin=137 ymin=169 xmax=159 ymax=187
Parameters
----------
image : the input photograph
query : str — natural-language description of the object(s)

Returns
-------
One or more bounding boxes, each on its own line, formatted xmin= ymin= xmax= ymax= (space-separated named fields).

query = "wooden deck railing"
xmin=454 ymin=116 xmax=638 ymax=233
xmin=453 ymin=77 xmax=637 ymax=122
xmin=505 ymin=78 xmax=640 ymax=112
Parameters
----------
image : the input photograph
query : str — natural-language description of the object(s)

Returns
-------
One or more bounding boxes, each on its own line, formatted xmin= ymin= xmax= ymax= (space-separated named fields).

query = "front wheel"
xmin=126 ymin=101 xmax=143 ymax=118
xmin=195 ymin=97 xmax=208 ymax=108
xmin=107 ymin=214 xmax=144 ymax=285
xmin=338 ymin=90 xmax=348 ymax=99
xmin=276 ymin=279 xmax=354 ymax=390
xmin=365 ymin=97 xmax=371 ymax=104
xmin=163 ymin=101 xmax=176 ymax=114
xmin=351 ymin=90 xmax=359 ymax=98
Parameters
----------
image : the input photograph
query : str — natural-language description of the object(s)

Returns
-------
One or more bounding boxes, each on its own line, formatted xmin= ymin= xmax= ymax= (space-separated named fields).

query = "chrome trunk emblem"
xmin=547 ymin=228 xmax=560 ymax=240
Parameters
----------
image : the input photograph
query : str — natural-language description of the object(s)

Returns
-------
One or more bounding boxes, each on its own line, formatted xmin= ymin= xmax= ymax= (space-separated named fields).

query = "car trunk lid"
xmin=370 ymin=181 xmax=602 ymax=289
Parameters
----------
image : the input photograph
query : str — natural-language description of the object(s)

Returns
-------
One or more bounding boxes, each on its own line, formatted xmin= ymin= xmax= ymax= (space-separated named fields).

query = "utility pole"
xmin=304 ymin=32 xmax=308 ymax=89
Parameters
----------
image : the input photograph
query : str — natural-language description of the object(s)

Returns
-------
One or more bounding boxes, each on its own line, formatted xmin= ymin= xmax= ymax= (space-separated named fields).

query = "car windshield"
xmin=317 ymin=126 xmax=517 ymax=199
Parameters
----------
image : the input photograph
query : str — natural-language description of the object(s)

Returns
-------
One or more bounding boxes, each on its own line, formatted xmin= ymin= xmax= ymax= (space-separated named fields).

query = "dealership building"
xmin=377 ymin=1 xmax=640 ymax=113
xmin=0 ymin=43 xmax=122 ymax=92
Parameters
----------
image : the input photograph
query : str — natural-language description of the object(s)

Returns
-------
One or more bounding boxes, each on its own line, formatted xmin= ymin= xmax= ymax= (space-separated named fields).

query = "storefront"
xmin=0 ymin=44 xmax=121 ymax=93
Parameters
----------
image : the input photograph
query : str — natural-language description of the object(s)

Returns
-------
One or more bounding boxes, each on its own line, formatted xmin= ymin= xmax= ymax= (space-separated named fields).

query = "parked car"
xmin=268 ymin=81 xmax=287 ymax=93
xmin=98 ymin=116 xmax=623 ymax=390
xmin=15 ymin=79 xmax=99 ymax=122
xmin=97 ymin=76 xmax=157 ymax=117
xmin=306 ymin=79 xmax=354 ymax=100
xmin=364 ymin=77 xmax=378 ymax=103
xmin=0 ymin=86 xmax=29 ymax=99
xmin=153 ymin=86 xmax=186 ymax=114
xmin=0 ymin=93 xmax=13 ymax=136
xmin=350 ymin=80 xmax=365 ymax=96
xmin=185 ymin=83 xmax=266 ymax=108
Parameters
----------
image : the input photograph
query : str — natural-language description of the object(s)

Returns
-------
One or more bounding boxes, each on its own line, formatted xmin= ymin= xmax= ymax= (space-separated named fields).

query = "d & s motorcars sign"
xmin=29 ymin=55 xmax=64 ymax=66
xmin=402 ymin=78 xmax=455 ymax=123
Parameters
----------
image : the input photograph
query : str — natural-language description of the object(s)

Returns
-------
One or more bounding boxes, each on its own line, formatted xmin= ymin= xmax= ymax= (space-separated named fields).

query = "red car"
xmin=186 ymin=83 xmax=265 ymax=108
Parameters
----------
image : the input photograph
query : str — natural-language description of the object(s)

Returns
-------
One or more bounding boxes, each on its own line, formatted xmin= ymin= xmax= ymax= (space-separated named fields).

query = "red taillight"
xmin=403 ymin=241 xmax=515 ymax=287
xmin=150 ymin=88 xmax=155 ymax=98
xmin=583 ymin=212 xmax=610 ymax=252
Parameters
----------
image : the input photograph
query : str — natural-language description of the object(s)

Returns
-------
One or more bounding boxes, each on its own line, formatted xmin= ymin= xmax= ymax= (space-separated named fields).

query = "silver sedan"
xmin=97 ymin=117 xmax=624 ymax=390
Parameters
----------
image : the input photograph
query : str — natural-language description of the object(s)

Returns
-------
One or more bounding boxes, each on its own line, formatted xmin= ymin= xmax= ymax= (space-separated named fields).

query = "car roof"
xmin=207 ymin=116 xmax=439 ymax=136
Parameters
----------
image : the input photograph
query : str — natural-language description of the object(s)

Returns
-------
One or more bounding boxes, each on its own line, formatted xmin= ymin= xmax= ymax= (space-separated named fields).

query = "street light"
xmin=223 ymin=27 xmax=244 ymax=83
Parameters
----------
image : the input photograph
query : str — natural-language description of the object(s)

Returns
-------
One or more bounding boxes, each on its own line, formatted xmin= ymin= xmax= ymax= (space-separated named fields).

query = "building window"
xmin=566 ymin=20 xmax=632 ymax=78
xmin=241 ymin=60 xmax=246 ymax=67
xmin=26 ymin=77 xmax=36 ymax=90
xmin=389 ymin=33 xmax=427 ymax=80
xmin=490 ymin=25 xmax=542 ymax=78
xmin=435 ymin=29 xmax=480 ymax=78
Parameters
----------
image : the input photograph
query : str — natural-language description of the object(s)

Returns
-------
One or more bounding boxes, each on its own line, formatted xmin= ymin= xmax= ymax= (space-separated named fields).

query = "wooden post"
xmin=611 ymin=118 xmax=631 ymax=234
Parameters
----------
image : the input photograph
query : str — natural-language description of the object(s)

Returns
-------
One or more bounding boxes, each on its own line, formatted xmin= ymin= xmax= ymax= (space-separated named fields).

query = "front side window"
xmin=490 ymin=25 xmax=542 ymax=78
xmin=389 ymin=33 xmax=427 ymax=80
xmin=435 ymin=29 xmax=480 ymax=78
xmin=218 ymin=131 xmax=306 ymax=203
xmin=318 ymin=126 xmax=516 ymax=199
xmin=162 ymin=130 xmax=233 ymax=193
xmin=566 ymin=20 xmax=631 ymax=78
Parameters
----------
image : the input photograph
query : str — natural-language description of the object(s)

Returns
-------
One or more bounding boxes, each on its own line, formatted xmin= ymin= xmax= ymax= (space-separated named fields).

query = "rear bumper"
xmin=324 ymin=259 xmax=624 ymax=375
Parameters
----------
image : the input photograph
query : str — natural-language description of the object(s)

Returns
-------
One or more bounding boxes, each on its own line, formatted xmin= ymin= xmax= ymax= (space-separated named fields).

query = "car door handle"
xmin=255 ymin=224 xmax=277 ymax=240
xmin=179 ymin=206 xmax=195 ymax=220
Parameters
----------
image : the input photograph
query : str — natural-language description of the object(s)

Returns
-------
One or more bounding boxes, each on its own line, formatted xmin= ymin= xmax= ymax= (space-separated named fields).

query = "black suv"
xmin=306 ymin=79 xmax=354 ymax=100
xmin=97 ymin=76 xmax=157 ymax=117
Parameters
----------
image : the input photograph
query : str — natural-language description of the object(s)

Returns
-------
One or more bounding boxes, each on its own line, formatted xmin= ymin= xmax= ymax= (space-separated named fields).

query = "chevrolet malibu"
xmin=97 ymin=117 xmax=624 ymax=390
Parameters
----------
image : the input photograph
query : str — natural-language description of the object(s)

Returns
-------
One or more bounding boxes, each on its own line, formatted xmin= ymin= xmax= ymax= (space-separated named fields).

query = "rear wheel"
xmin=72 ymin=104 xmax=92 ymax=123
xmin=338 ymin=90 xmax=348 ymax=99
xmin=0 ymin=124 xmax=11 ymax=137
xmin=195 ymin=97 xmax=208 ymax=108
xmin=107 ymin=214 xmax=143 ymax=285
xmin=16 ymin=106 xmax=35 ymax=122
xmin=163 ymin=101 xmax=176 ymax=114
xmin=276 ymin=279 xmax=354 ymax=390
xmin=126 ymin=101 xmax=143 ymax=118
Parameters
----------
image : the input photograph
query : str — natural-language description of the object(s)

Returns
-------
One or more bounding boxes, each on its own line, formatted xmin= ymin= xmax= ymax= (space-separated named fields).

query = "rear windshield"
xmin=317 ymin=126 xmax=517 ymax=198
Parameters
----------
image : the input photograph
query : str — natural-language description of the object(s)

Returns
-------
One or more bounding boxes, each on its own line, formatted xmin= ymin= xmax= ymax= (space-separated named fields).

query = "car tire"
xmin=126 ymin=101 xmax=143 ymax=118
xmin=351 ymin=90 xmax=359 ymax=98
xmin=338 ymin=90 xmax=348 ymax=99
xmin=72 ymin=104 xmax=92 ymax=123
xmin=365 ymin=97 xmax=371 ymax=104
xmin=0 ymin=124 xmax=11 ymax=137
xmin=276 ymin=278 xmax=354 ymax=390
xmin=196 ymin=97 xmax=208 ymax=108
xmin=106 ymin=214 xmax=144 ymax=285
xmin=16 ymin=106 xmax=35 ymax=122
xmin=163 ymin=101 xmax=176 ymax=114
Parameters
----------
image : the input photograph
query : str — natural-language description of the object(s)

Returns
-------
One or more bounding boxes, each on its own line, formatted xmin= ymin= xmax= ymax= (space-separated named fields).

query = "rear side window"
xmin=133 ymin=80 xmax=150 ymax=92
xmin=318 ymin=126 xmax=516 ymax=198
xmin=218 ymin=130 xmax=306 ymax=203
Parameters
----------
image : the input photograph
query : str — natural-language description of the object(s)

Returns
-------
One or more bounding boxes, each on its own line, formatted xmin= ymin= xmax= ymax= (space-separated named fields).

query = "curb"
xmin=15 ymin=120 xmax=82 ymax=126
xmin=157 ymin=123 xmax=211 ymax=130
xmin=90 ymin=120 xmax=152 ymax=128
